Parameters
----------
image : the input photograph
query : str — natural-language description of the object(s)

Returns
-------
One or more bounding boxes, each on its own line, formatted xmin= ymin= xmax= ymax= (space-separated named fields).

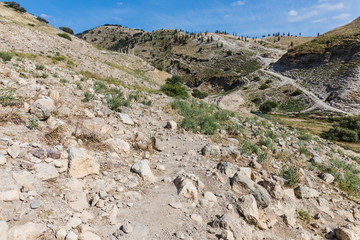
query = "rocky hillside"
xmin=0 ymin=2 xmax=360 ymax=240
xmin=77 ymin=25 xmax=284 ymax=93
xmin=273 ymin=17 xmax=360 ymax=115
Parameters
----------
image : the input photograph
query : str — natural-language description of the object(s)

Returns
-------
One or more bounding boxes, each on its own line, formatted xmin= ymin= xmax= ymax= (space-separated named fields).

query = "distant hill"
xmin=274 ymin=17 xmax=360 ymax=114
xmin=77 ymin=26 xmax=282 ymax=93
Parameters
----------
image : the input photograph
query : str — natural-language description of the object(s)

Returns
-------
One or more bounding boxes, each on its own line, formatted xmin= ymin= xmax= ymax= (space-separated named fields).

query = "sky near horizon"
xmin=13 ymin=0 xmax=360 ymax=37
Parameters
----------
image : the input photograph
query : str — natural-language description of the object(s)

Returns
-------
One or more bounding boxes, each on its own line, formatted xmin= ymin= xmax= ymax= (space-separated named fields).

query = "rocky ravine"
xmin=0 ymin=3 xmax=360 ymax=240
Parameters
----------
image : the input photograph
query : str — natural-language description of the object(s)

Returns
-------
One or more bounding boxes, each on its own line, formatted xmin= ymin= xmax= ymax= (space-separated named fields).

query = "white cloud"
xmin=288 ymin=10 xmax=298 ymax=16
xmin=316 ymin=3 xmax=344 ymax=11
xmin=232 ymin=1 xmax=245 ymax=6
xmin=116 ymin=2 xmax=124 ymax=6
xmin=40 ymin=14 xmax=51 ymax=18
xmin=332 ymin=13 xmax=350 ymax=20
xmin=289 ymin=10 xmax=319 ymax=22
xmin=312 ymin=18 xmax=328 ymax=23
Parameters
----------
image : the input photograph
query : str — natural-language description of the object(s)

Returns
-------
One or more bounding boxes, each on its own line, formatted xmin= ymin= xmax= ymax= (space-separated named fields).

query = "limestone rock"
xmin=105 ymin=138 xmax=131 ymax=154
xmin=201 ymin=144 xmax=221 ymax=157
xmin=174 ymin=175 xmax=199 ymax=200
xmin=231 ymin=172 xmax=271 ymax=208
xmin=7 ymin=222 xmax=46 ymax=240
xmin=319 ymin=173 xmax=335 ymax=183
xmin=294 ymin=185 xmax=320 ymax=199
xmin=117 ymin=113 xmax=135 ymax=125
xmin=131 ymin=160 xmax=157 ymax=182
xmin=79 ymin=232 xmax=101 ymax=240
xmin=165 ymin=120 xmax=177 ymax=130
xmin=0 ymin=154 xmax=6 ymax=165
xmin=66 ymin=231 xmax=78 ymax=240
xmin=0 ymin=221 xmax=8 ymax=240
xmin=68 ymin=147 xmax=100 ymax=178
xmin=35 ymin=163 xmax=59 ymax=181
xmin=0 ymin=189 xmax=20 ymax=202
xmin=334 ymin=227 xmax=356 ymax=240
xmin=31 ymin=96 xmax=56 ymax=120
xmin=7 ymin=142 xmax=20 ymax=159
xmin=237 ymin=194 xmax=259 ymax=225
xmin=259 ymin=179 xmax=284 ymax=200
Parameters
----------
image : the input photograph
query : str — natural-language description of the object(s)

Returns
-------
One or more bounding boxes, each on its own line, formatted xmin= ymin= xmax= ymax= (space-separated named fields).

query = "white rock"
xmin=0 ymin=221 xmax=8 ymax=240
xmin=68 ymin=147 xmax=100 ymax=178
xmin=66 ymin=231 xmax=78 ymax=240
xmin=56 ymin=228 xmax=67 ymax=240
xmin=121 ymin=220 xmax=133 ymax=234
xmin=31 ymin=96 xmax=56 ymax=120
xmin=190 ymin=214 xmax=203 ymax=224
xmin=131 ymin=160 xmax=157 ymax=183
xmin=319 ymin=173 xmax=335 ymax=183
xmin=66 ymin=217 xmax=82 ymax=230
xmin=7 ymin=142 xmax=20 ymax=159
xmin=117 ymin=113 xmax=134 ymax=125
xmin=7 ymin=222 xmax=46 ymax=240
xmin=79 ymin=232 xmax=101 ymax=240
xmin=105 ymin=138 xmax=130 ymax=154
xmin=174 ymin=176 xmax=198 ymax=200
xmin=0 ymin=189 xmax=20 ymax=202
xmin=294 ymin=185 xmax=320 ymax=199
xmin=237 ymin=194 xmax=259 ymax=225
xmin=165 ymin=121 xmax=177 ymax=130
xmin=0 ymin=155 xmax=6 ymax=165
xmin=35 ymin=163 xmax=59 ymax=181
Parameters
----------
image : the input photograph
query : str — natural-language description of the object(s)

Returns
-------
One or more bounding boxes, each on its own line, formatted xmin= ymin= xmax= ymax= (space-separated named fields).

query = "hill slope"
xmin=274 ymin=17 xmax=360 ymax=114
xmin=78 ymin=25 xmax=285 ymax=92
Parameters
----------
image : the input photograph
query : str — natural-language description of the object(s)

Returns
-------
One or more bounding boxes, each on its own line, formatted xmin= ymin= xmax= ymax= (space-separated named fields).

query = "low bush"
xmin=36 ymin=16 xmax=49 ymax=24
xmin=0 ymin=51 xmax=13 ymax=62
xmin=192 ymin=89 xmax=208 ymax=99
xmin=251 ymin=97 xmax=262 ymax=105
xmin=281 ymin=165 xmax=299 ymax=187
xmin=259 ymin=84 xmax=270 ymax=90
xmin=59 ymin=27 xmax=74 ymax=35
xmin=259 ymin=101 xmax=278 ymax=113
xmin=322 ymin=117 xmax=360 ymax=143
xmin=161 ymin=83 xmax=189 ymax=99
xmin=291 ymin=89 xmax=303 ymax=96
xmin=57 ymin=33 xmax=72 ymax=41
xmin=279 ymin=99 xmax=306 ymax=112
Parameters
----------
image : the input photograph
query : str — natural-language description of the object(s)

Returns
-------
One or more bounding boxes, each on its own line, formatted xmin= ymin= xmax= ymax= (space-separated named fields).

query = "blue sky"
xmin=14 ymin=0 xmax=360 ymax=37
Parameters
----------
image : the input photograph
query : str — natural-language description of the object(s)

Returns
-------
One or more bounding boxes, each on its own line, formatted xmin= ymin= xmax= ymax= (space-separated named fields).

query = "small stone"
xmin=47 ymin=149 xmax=61 ymax=159
xmin=7 ymin=142 xmax=20 ymax=159
xmin=68 ymin=147 xmax=100 ymax=179
xmin=174 ymin=176 xmax=198 ymax=200
xmin=310 ymin=156 xmax=322 ymax=164
xmin=117 ymin=113 xmax=134 ymax=125
xmin=79 ymin=232 xmax=101 ymax=240
xmin=175 ymin=231 xmax=185 ymax=239
xmin=66 ymin=217 xmax=82 ymax=230
xmin=31 ymin=97 xmax=56 ymax=120
xmin=165 ymin=121 xmax=177 ymax=130
xmin=0 ymin=155 xmax=7 ymax=165
xmin=32 ymin=148 xmax=47 ymax=159
xmin=190 ymin=214 xmax=203 ymax=224
xmin=66 ymin=231 xmax=78 ymax=240
xmin=131 ymin=160 xmax=157 ymax=182
xmin=7 ymin=222 xmax=46 ymax=240
xmin=294 ymin=186 xmax=320 ymax=199
xmin=0 ymin=189 xmax=20 ymax=202
xmin=30 ymin=200 xmax=41 ymax=209
xmin=121 ymin=220 xmax=133 ymax=234
xmin=35 ymin=163 xmax=59 ymax=181
xmin=319 ymin=173 xmax=335 ymax=183
xmin=169 ymin=202 xmax=183 ymax=209
xmin=56 ymin=228 xmax=67 ymax=240
xmin=99 ymin=191 xmax=108 ymax=200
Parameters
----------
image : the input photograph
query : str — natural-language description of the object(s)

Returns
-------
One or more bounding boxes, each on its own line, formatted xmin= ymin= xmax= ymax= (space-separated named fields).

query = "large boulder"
xmin=106 ymin=138 xmax=131 ymax=154
xmin=31 ymin=97 xmax=56 ymax=120
xmin=0 ymin=221 xmax=8 ymax=240
xmin=294 ymin=185 xmax=320 ymax=199
xmin=68 ymin=147 xmax=100 ymax=178
xmin=236 ymin=194 xmax=259 ymax=225
xmin=131 ymin=160 xmax=157 ymax=183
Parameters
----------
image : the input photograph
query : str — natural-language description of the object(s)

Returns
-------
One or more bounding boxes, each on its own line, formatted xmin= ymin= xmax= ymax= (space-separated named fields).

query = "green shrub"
xmin=107 ymin=88 xmax=130 ymax=110
xmin=279 ymin=99 xmax=306 ymax=112
xmin=297 ymin=209 xmax=311 ymax=221
xmin=322 ymin=117 xmax=360 ymax=143
xmin=281 ymin=165 xmax=299 ymax=187
xmin=4 ymin=1 xmax=26 ymax=12
xmin=259 ymin=137 xmax=274 ymax=149
xmin=36 ymin=16 xmax=49 ymax=24
xmin=165 ymin=75 xmax=182 ymax=85
xmin=170 ymin=99 xmax=235 ymax=135
xmin=265 ymin=79 xmax=273 ymax=84
xmin=0 ymin=51 xmax=13 ymax=62
xmin=241 ymin=141 xmax=260 ymax=155
xmin=291 ymin=89 xmax=303 ymax=96
xmin=57 ymin=33 xmax=72 ymax=41
xmin=253 ymin=76 xmax=260 ymax=82
xmin=0 ymin=88 xmax=20 ymax=106
xmin=59 ymin=27 xmax=74 ymax=35
xmin=60 ymin=78 xmax=68 ymax=84
xmin=192 ymin=89 xmax=208 ymax=99
xmin=251 ymin=97 xmax=262 ymax=105
xmin=259 ymin=101 xmax=278 ymax=113
xmin=27 ymin=116 xmax=39 ymax=129
xmin=82 ymin=92 xmax=94 ymax=102
xmin=35 ymin=64 xmax=45 ymax=70
xmin=161 ymin=83 xmax=189 ymax=99
xmin=259 ymin=84 xmax=270 ymax=90
xmin=298 ymin=132 xmax=312 ymax=141
xmin=257 ymin=152 xmax=268 ymax=163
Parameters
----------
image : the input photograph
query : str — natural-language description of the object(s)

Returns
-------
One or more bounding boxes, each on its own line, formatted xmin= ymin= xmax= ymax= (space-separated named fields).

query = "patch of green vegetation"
xmin=27 ymin=115 xmax=39 ymax=129
xmin=259 ymin=84 xmax=270 ymax=90
xmin=291 ymin=89 xmax=303 ymax=96
xmin=297 ymin=209 xmax=311 ymax=221
xmin=280 ymin=165 xmax=300 ymax=187
xmin=59 ymin=26 xmax=74 ymax=35
xmin=236 ymin=59 xmax=261 ymax=76
xmin=35 ymin=64 xmax=45 ymax=70
xmin=0 ymin=88 xmax=21 ymax=106
xmin=298 ymin=131 xmax=312 ymax=141
xmin=37 ymin=16 xmax=49 ymax=24
xmin=4 ymin=1 xmax=26 ymax=12
xmin=57 ymin=33 xmax=72 ymax=41
xmin=241 ymin=140 xmax=260 ymax=155
xmin=322 ymin=117 xmax=360 ymax=143
xmin=161 ymin=76 xmax=189 ymax=99
xmin=259 ymin=101 xmax=278 ymax=113
xmin=279 ymin=99 xmax=307 ymax=112
xmin=251 ymin=97 xmax=262 ymax=105
xmin=60 ymin=78 xmax=68 ymax=84
xmin=171 ymin=99 xmax=237 ymax=135
xmin=107 ymin=88 xmax=130 ymax=110
xmin=0 ymin=51 xmax=13 ymax=62
xmin=51 ymin=53 xmax=67 ymax=63
xmin=192 ymin=89 xmax=208 ymax=99
xmin=259 ymin=137 xmax=274 ymax=150
xmin=82 ymin=92 xmax=94 ymax=102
